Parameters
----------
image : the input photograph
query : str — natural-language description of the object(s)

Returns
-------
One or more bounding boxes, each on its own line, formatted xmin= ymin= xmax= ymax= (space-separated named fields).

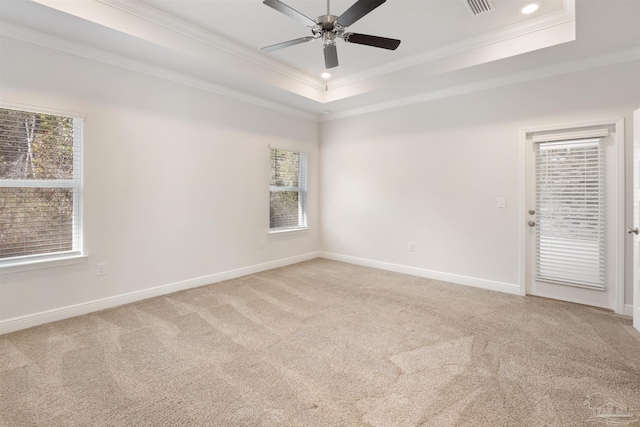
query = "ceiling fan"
xmin=261 ymin=0 xmax=401 ymax=69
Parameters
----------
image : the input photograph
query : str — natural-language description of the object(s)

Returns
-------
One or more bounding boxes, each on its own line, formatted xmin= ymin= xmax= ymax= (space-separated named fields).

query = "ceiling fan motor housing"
xmin=262 ymin=0 xmax=401 ymax=69
xmin=313 ymin=15 xmax=345 ymax=39
xmin=315 ymin=15 xmax=338 ymax=29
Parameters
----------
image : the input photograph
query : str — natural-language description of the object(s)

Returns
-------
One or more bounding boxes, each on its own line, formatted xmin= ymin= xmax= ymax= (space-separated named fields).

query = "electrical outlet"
xmin=96 ymin=263 xmax=107 ymax=276
xmin=497 ymin=197 xmax=506 ymax=208
xmin=408 ymin=242 xmax=415 ymax=252
xmin=259 ymin=240 xmax=265 ymax=249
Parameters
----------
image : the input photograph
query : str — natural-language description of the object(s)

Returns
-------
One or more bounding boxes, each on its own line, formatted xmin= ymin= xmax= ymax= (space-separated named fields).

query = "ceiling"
xmin=0 ymin=0 xmax=639 ymax=120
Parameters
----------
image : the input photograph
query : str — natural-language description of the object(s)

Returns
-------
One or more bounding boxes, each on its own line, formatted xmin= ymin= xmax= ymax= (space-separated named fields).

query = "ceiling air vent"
xmin=464 ymin=0 xmax=495 ymax=16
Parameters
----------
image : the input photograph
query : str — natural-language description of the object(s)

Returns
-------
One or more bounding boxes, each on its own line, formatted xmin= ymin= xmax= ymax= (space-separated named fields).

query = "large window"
xmin=0 ymin=107 xmax=83 ymax=265
xmin=269 ymin=148 xmax=307 ymax=232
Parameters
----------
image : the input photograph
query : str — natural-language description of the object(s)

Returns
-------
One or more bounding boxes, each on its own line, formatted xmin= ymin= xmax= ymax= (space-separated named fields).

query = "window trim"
xmin=0 ymin=105 xmax=84 ymax=271
xmin=0 ymin=254 xmax=87 ymax=275
xmin=269 ymin=226 xmax=308 ymax=236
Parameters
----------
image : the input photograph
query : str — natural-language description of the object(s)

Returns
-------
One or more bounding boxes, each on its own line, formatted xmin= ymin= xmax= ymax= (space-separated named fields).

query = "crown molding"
xmin=5 ymin=19 xmax=631 ymax=124
xmin=322 ymin=47 xmax=640 ymax=121
xmin=32 ymin=0 xmax=577 ymax=102
xmin=0 ymin=22 xmax=318 ymax=122
xmin=330 ymin=1 xmax=575 ymax=90
xmin=4 ymin=0 xmax=631 ymax=123
xmin=95 ymin=0 xmax=325 ymax=92
xmin=29 ymin=0 xmax=324 ymax=93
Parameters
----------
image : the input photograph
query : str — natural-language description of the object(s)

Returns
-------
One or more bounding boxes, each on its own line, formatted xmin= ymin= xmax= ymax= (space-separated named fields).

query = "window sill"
xmin=269 ymin=227 xmax=309 ymax=236
xmin=0 ymin=254 xmax=88 ymax=275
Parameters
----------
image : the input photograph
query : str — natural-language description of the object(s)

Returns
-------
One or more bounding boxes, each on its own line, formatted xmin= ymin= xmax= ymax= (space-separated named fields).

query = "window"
xmin=0 ymin=107 xmax=83 ymax=266
xmin=534 ymin=136 xmax=606 ymax=289
xmin=269 ymin=148 xmax=307 ymax=232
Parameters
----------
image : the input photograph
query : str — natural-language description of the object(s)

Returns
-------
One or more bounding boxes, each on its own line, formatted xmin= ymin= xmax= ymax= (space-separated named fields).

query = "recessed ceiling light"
xmin=321 ymin=72 xmax=331 ymax=79
xmin=521 ymin=3 xmax=539 ymax=14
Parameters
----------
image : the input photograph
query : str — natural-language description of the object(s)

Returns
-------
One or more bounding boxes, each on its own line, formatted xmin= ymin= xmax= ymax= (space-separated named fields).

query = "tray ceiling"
xmin=0 ymin=0 xmax=638 ymax=120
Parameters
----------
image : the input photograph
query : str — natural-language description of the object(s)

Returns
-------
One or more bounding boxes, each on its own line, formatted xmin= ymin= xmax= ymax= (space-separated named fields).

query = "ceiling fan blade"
xmin=343 ymin=33 xmax=401 ymax=50
xmin=324 ymin=43 xmax=339 ymax=69
xmin=336 ymin=0 xmax=386 ymax=28
xmin=263 ymin=0 xmax=317 ymax=28
xmin=262 ymin=36 xmax=315 ymax=52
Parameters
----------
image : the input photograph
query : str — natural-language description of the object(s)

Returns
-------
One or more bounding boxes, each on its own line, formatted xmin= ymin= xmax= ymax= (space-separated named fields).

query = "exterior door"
xmin=525 ymin=124 xmax=620 ymax=310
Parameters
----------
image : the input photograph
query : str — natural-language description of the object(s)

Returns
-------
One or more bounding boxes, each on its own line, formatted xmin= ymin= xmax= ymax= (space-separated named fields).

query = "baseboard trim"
xmin=623 ymin=304 xmax=634 ymax=318
xmin=320 ymin=252 xmax=521 ymax=296
xmin=0 ymin=252 xmax=321 ymax=335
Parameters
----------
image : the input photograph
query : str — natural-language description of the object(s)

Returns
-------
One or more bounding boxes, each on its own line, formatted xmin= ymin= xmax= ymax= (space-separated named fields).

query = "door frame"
xmin=519 ymin=117 xmax=625 ymax=314
xmin=633 ymin=108 xmax=640 ymax=331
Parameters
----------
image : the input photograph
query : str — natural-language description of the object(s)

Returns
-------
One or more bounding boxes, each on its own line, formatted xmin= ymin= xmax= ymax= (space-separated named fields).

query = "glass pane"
xmin=535 ymin=139 xmax=605 ymax=288
xmin=0 ymin=108 xmax=74 ymax=180
xmin=270 ymin=149 xmax=300 ymax=187
xmin=270 ymin=191 xmax=300 ymax=229
xmin=0 ymin=187 xmax=74 ymax=259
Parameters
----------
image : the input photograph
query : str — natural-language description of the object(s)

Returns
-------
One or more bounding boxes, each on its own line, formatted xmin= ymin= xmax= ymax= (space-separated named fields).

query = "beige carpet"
xmin=1 ymin=259 xmax=639 ymax=426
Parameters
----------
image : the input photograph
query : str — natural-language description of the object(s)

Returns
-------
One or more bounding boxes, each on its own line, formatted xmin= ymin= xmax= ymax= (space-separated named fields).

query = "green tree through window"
xmin=0 ymin=107 xmax=82 ymax=261
xmin=269 ymin=148 xmax=307 ymax=231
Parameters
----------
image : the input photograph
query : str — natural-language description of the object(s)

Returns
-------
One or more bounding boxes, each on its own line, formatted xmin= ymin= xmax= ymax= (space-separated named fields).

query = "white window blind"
xmin=535 ymin=137 xmax=605 ymax=290
xmin=269 ymin=148 xmax=307 ymax=231
xmin=0 ymin=107 xmax=83 ymax=264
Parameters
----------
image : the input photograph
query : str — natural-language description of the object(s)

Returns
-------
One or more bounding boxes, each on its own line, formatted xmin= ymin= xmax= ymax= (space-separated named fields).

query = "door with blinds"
xmin=526 ymin=125 xmax=618 ymax=310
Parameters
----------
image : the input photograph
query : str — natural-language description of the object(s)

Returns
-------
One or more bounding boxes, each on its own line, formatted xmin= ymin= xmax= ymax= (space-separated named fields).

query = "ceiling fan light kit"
xmin=262 ymin=0 xmax=401 ymax=69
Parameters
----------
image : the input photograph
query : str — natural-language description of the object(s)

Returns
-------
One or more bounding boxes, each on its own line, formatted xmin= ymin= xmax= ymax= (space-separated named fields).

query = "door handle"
xmin=528 ymin=221 xmax=536 ymax=227
xmin=628 ymin=227 xmax=639 ymax=235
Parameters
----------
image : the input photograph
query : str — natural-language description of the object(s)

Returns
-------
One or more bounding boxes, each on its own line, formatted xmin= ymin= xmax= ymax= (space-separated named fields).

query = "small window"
xmin=269 ymin=148 xmax=307 ymax=232
xmin=0 ymin=107 xmax=83 ymax=265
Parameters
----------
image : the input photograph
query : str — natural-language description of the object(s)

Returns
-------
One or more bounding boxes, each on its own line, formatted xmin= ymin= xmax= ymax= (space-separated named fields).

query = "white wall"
xmin=0 ymin=37 xmax=320 ymax=326
xmin=320 ymin=60 xmax=640 ymax=306
xmin=1 ymin=35 xmax=638 ymax=331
